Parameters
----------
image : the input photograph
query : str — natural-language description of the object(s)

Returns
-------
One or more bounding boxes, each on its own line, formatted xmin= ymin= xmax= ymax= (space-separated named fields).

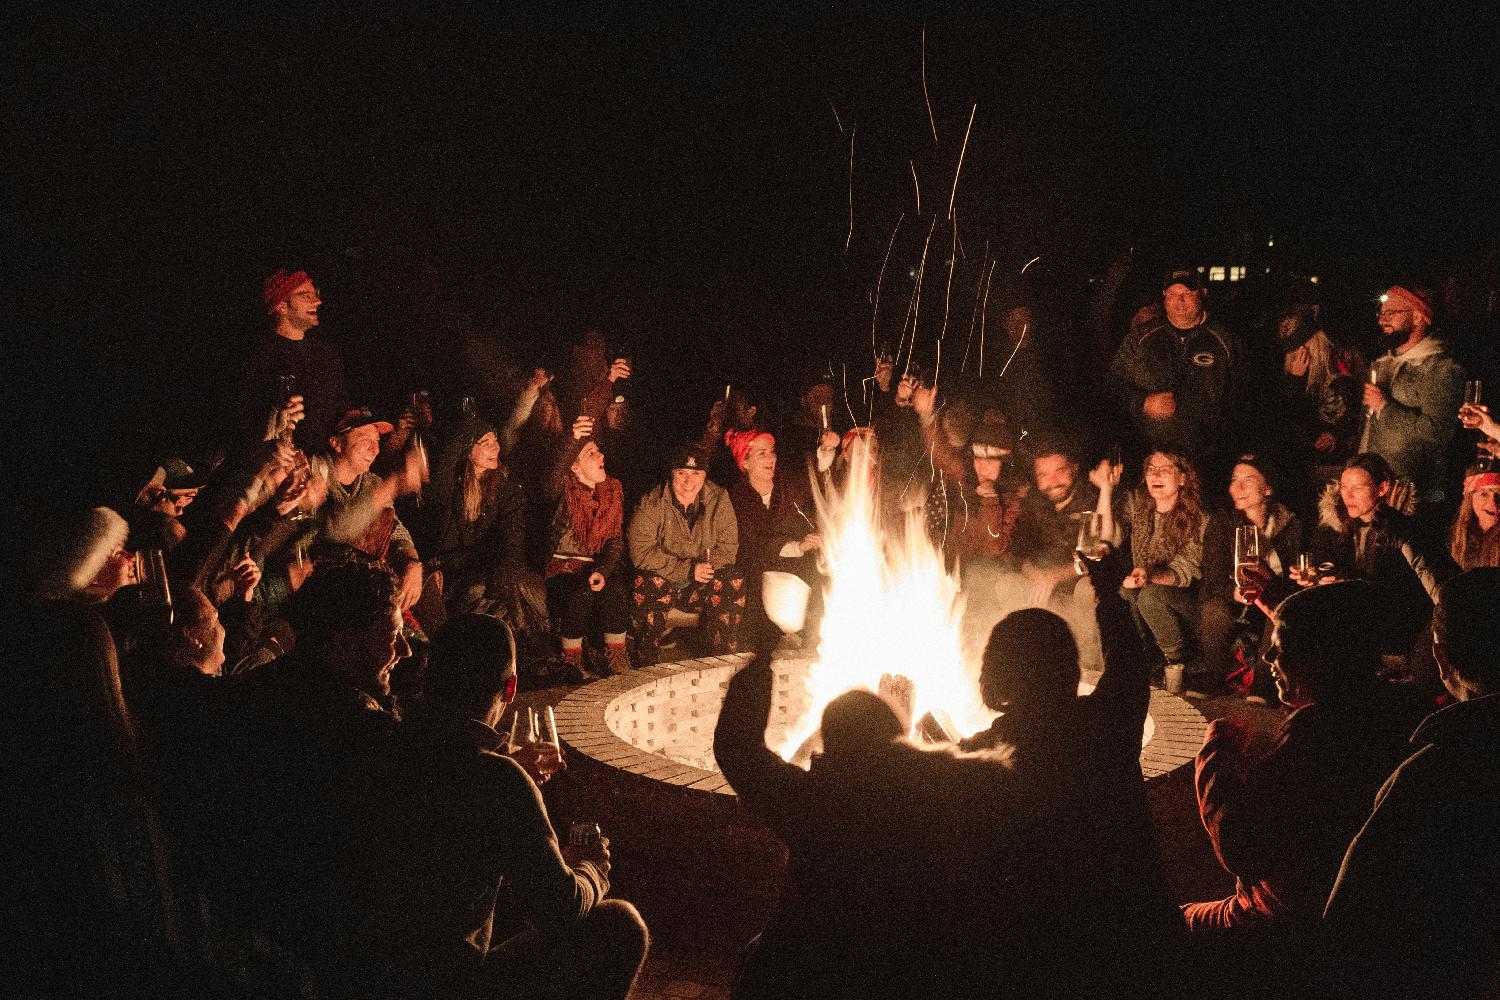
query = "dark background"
xmin=12 ymin=5 xmax=1500 ymax=513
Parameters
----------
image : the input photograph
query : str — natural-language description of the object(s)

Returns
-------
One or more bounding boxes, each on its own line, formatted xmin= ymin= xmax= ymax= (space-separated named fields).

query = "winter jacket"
xmin=1308 ymin=483 xmax=1454 ymax=652
xmin=1357 ymin=336 xmax=1465 ymax=498
xmin=423 ymin=417 xmax=527 ymax=590
xmin=1110 ymin=315 xmax=1245 ymax=459
xmin=627 ymin=480 xmax=738 ymax=585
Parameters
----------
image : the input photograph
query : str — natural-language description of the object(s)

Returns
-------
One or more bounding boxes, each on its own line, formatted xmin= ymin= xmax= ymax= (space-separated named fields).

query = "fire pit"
xmin=553 ymin=652 xmax=1208 ymax=797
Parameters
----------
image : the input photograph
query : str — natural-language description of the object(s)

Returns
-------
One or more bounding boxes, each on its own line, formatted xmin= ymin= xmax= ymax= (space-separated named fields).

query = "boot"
xmin=605 ymin=642 xmax=632 ymax=675
xmin=557 ymin=646 xmax=587 ymax=685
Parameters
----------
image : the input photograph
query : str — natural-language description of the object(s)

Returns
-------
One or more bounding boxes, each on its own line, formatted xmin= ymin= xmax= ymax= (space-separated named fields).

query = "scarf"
xmin=563 ymin=474 xmax=623 ymax=557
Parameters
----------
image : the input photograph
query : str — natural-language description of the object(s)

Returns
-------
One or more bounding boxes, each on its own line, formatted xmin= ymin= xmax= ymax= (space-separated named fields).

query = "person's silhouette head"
xmin=820 ymin=689 xmax=903 ymax=758
xmin=980 ymin=608 xmax=1079 ymax=711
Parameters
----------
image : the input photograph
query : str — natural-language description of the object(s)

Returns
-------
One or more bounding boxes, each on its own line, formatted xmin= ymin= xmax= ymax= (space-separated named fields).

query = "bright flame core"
xmin=777 ymin=443 xmax=996 ymax=760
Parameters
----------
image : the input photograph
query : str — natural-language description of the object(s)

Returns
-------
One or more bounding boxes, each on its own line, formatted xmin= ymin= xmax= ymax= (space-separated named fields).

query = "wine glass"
xmin=1233 ymin=524 xmax=1262 ymax=621
xmin=1073 ymin=510 xmax=1107 ymax=575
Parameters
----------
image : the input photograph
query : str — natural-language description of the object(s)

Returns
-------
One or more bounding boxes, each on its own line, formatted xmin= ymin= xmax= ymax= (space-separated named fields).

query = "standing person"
xmin=1109 ymin=268 xmax=1246 ymax=480
xmin=1449 ymin=458 xmax=1500 ymax=569
xmin=1358 ymin=285 xmax=1466 ymax=505
xmin=1323 ymin=568 xmax=1500 ymax=1000
xmin=627 ymin=446 xmax=744 ymax=666
xmin=239 ymin=269 xmax=351 ymax=453
xmin=1121 ymin=451 xmax=1208 ymax=679
xmin=1197 ymin=454 xmax=1303 ymax=698
xmin=543 ymin=419 xmax=630 ymax=678
xmin=1273 ymin=296 xmax=1365 ymax=507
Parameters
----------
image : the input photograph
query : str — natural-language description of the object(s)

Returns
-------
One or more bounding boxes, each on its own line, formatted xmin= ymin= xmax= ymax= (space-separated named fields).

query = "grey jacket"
xmin=1357 ymin=336 xmax=1465 ymax=497
xmin=627 ymin=480 xmax=739 ymax=585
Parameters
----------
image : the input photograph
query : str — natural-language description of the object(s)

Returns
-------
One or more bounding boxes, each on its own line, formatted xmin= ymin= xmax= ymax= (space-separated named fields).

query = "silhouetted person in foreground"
xmin=348 ymin=613 xmax=648 ymax=999
xmin=1181 ymin=582 xmax=1427 ymax=994
xmin=714 ymin=624 xmax=1019 ymax=999
xmin=961 ymin=549 xmax=1184 ymax=1000
xmin=1323 ymin=568 xmax=1500 ymax=999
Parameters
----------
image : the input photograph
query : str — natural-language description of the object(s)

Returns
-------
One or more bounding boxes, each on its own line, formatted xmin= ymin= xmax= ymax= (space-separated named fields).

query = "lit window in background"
xmin=1229 ymin=266 xmax=1247 ymax=282
xmin=1208 ymin=266 xmax=1226 ymax=282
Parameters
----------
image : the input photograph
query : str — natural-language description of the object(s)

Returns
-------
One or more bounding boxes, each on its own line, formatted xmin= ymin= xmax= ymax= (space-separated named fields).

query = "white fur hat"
xmin=33 ymin=507 xmax=129 ymax=601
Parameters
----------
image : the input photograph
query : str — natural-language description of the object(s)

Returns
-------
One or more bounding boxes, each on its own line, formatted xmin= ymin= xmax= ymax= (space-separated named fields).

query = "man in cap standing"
xmin=1358 ymin=284 xmax=1466 ymax=506
xmin=1110 ymin=268 xmax=1246 ymax=480
xmin=627 ymin=446 xmax=744 ymax=666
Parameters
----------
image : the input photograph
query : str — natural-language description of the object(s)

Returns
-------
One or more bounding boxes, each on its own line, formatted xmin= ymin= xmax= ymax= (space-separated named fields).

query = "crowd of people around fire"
xmin=9 ymin=261 xmax=1500 ymax=998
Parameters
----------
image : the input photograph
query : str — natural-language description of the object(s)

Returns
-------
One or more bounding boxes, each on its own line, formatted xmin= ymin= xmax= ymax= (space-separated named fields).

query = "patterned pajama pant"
xmin=631 ymin=567 xmax=746 ymax=665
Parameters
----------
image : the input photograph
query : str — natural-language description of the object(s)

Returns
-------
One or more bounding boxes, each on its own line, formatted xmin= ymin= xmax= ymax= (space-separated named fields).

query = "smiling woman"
xmin=1121 ymin=451 xmax=1207 ymax=685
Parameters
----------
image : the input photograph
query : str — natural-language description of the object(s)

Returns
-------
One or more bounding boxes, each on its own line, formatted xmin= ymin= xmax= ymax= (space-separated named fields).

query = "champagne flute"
xmin=1233 ymin=524 xmax=1262 ymax=621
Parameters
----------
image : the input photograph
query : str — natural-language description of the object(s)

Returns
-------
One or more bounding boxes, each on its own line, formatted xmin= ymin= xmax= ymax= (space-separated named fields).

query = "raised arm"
xmin=713 ymin=627 xmax=807 ymax=827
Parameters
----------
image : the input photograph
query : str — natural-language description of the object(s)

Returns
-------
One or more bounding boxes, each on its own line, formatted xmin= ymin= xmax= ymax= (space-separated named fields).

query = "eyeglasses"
xmin=1377 ymin=308 xmax=1411 ymax=319
xmin=1145 ymin=464 xmax=1179 ymax=476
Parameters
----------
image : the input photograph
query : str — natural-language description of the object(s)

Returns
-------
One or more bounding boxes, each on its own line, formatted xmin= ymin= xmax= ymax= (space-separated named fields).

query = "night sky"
xmin=12 ymin=6 xmax=1500 ymax=512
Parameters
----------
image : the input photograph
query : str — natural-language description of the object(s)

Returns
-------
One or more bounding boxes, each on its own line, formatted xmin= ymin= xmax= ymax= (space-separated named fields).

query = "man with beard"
xmin=239 ymin=269 xmax=351 ymax=453
xmin=1358 ymin=284 xmax=1466 ymax=506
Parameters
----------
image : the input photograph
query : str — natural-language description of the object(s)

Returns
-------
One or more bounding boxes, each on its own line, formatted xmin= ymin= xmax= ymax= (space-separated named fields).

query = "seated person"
xmin=1182 ymin=583 xmax=1427 ymax=981
xmin=724 ymin=430 xmax=822 ymax=630
xmin=1323 ymin=568 xmax=1500 ymax=1000
xmin=1197 ymin=453 xmax=1303 ymax=697
xmin=960 ymin=550 xmax=1183 ymax=998
xmin=714 ymin=625 xmax=1024 ymax=999
xmin=912 ymin=384 xmax=1022 ymax=566
xmin=626 ymin=445 xmax=744 ymax=666
xmin=1121 ymin=451 xmax=1207 ymax=676
xmin=313 ymin=407 xmax=425 ymax=613
xmin=543 ymin=418 xmax=630 ymax=677
xmin=1295 ymin=452 xmax=1450 ymax=656
xmin=1011 ymin=441 xmax=1119 ymax=599
xmin=1449 ymin=458 xmax=1500 ymax=570
xmin=423 ymin=412 xmax=548 ymax=640
xmin=350 ymin=613 xmax=647 ymax=999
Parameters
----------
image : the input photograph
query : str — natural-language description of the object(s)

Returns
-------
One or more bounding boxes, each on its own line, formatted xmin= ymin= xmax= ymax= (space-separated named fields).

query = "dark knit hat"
xmin=669 ymin=444 xmax=709 ymax=471
xmin=1230 ymin=452 xmax=1281 ymax=495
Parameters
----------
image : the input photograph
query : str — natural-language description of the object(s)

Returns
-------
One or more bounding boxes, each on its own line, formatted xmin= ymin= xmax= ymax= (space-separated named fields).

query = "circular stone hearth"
xmin=554 ymin=653 xmax=1208 ymax=797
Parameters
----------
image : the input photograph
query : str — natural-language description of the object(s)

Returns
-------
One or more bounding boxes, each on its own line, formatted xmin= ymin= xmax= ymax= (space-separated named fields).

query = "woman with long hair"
xmin=1449 ymin=458 xmax=1500 ymax=570
xmin=423 ymin=414 xmax=548 ymax=639
xmin=1198 ymin=454 xmax=1303 ymax=698
xmin=1121 ymin=451 xmax=1207 ymax=678
xmin=1275 ymin=299 xmax=1364 ymax=505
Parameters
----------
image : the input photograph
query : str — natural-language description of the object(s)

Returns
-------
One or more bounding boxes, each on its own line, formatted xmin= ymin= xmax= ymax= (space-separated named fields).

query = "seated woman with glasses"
xmin=1120 ymin=451 xmax=1207 ymax=684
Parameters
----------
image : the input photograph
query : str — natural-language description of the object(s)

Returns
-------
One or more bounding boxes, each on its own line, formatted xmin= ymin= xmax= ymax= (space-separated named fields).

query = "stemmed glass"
xmin=1233 ymin=524 xmax=1262 ymax=622
xmin=1073 ymin=511 xmax=1107 ymax=576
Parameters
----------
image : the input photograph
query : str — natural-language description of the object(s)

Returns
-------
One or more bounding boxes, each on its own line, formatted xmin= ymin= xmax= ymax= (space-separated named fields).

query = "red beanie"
xmin=725 ymin=429 xmax=774 ymax=471
xmin=263 ymin=269 xmax=312 ymax=314
xmin=1383 ymin=285 xmax=1434 ymax=324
